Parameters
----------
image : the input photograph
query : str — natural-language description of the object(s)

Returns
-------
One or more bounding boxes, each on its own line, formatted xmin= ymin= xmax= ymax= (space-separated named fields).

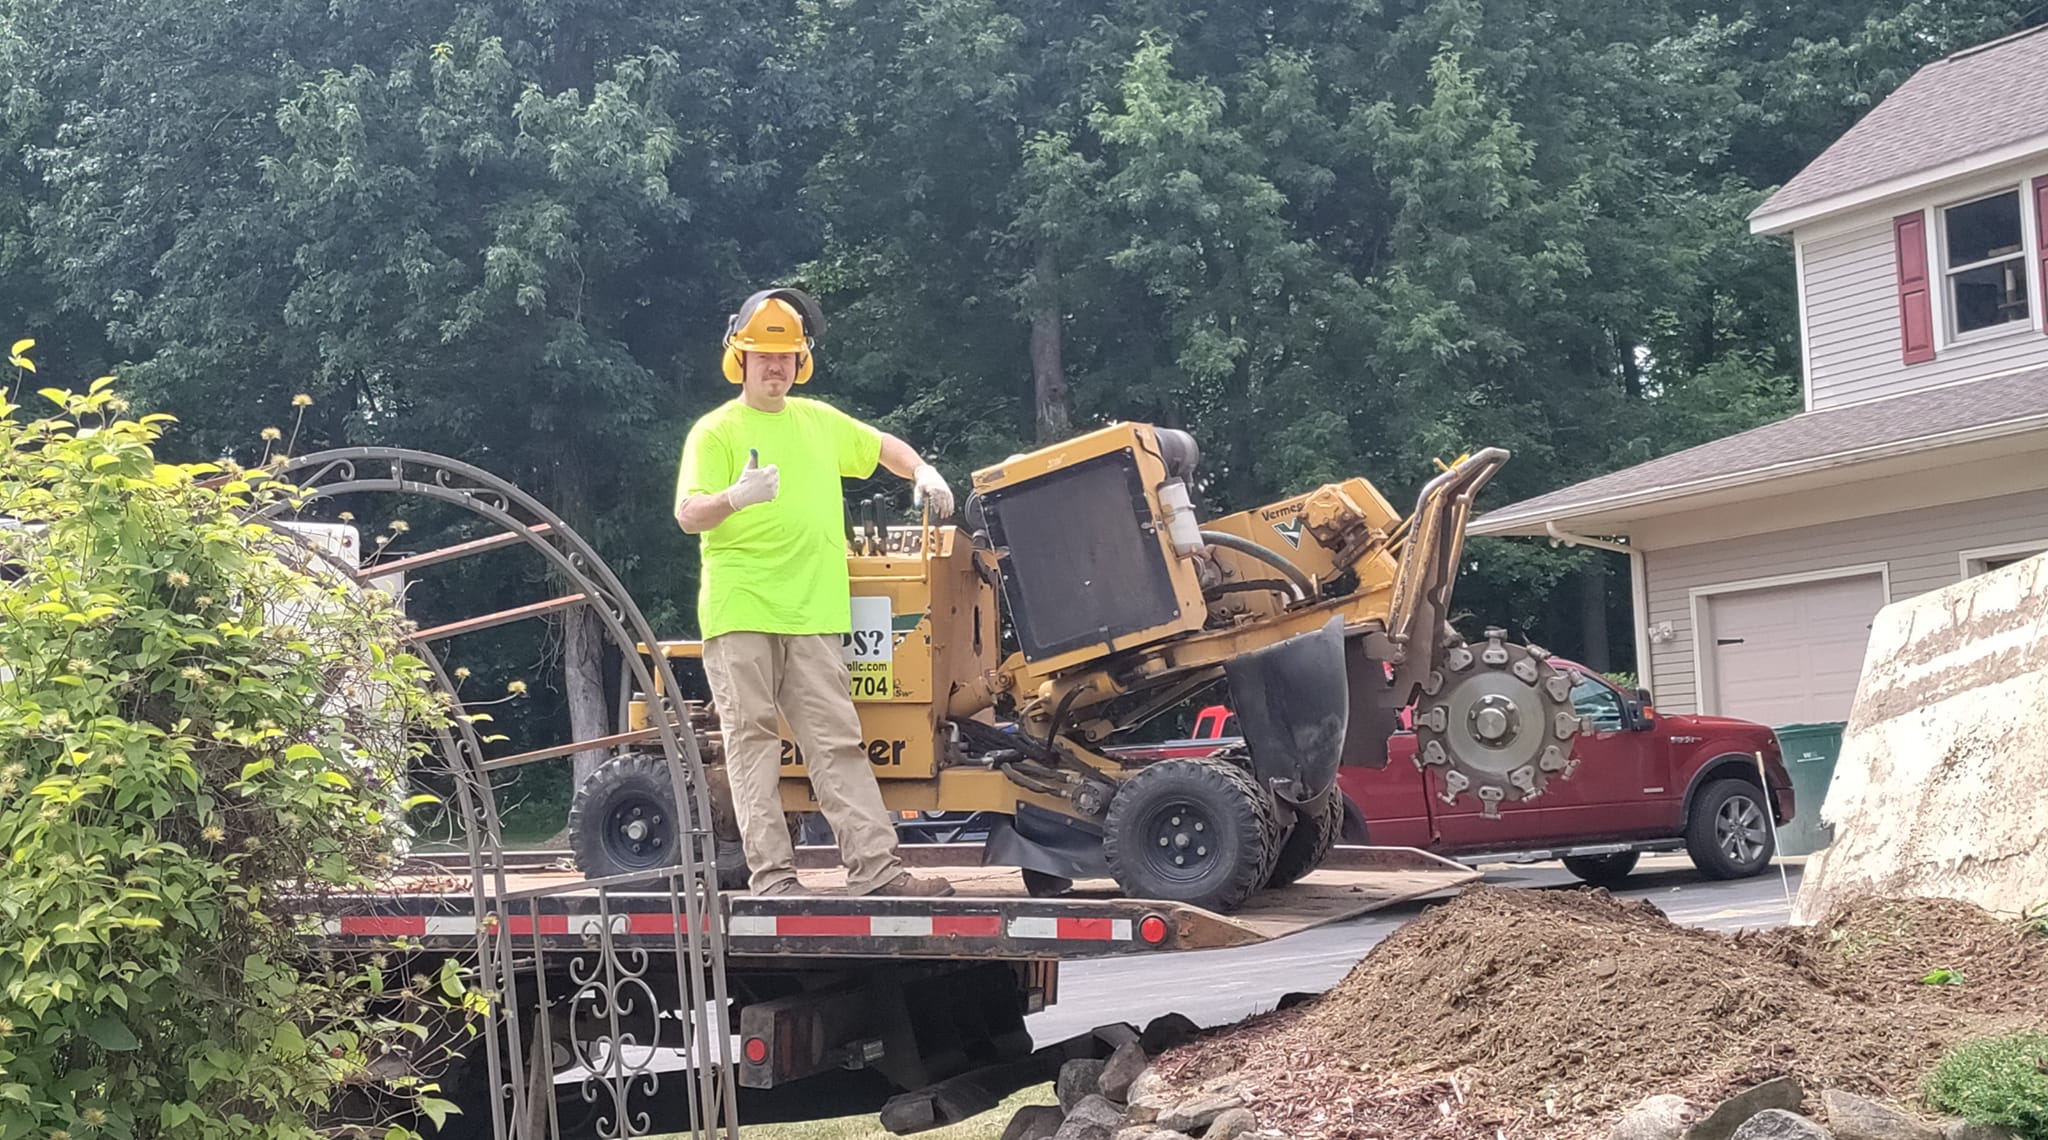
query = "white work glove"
xmin=913 ymin=463 xmax=954 ymax=519
xmin=727 ymin=449 xmax=779 ymax=510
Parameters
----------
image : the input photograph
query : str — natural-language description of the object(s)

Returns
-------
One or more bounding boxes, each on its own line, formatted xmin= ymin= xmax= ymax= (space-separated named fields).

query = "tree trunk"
xmin=1029 ymin=245 xmax=1073 ymax=443
xmin=551 ymin=454 xmax=612 ymax=789
xmin=1578 ymin=558 xmax=1611 ymax=674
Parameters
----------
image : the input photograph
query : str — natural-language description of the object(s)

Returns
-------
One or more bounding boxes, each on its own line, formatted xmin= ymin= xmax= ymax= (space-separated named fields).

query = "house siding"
xmin=1801 ymin=209 xmax=2048 ymax=411
xmin=1643 ymin=486 xmax=2048 ymax=715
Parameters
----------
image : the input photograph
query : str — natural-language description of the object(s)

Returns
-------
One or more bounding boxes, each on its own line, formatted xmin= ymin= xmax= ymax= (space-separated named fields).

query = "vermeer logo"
xmin=1272 ymin=516 xmax=1305 ymax=549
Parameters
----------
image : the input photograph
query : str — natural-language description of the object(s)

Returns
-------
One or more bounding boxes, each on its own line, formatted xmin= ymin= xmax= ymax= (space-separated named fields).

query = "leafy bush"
xmin=0 ymin=379 xmax=452 ymax=1138
xmin=1925 ymin=1033 xmax=2048 ymax=1140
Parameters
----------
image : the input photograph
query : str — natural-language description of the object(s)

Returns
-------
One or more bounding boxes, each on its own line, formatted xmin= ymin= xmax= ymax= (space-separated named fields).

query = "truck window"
xmin=1570 ymin=677 xmax=1627 ymax=732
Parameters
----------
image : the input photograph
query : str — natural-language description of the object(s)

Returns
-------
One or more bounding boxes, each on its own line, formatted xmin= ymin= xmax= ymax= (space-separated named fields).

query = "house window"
xmin=1961 ymin=544 xmax=2045 ymax=577
xmin=1941 ymin=190 xmax=2030 ymax=336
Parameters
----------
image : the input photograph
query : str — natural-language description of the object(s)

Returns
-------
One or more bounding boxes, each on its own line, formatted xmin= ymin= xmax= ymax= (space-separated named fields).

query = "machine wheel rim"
xmin=604 ymin=791 xmax=672 ymax=869
xmin=1138 ymin=797 xmax=1225 ymax=883
xmin=1715 ymin=794 xmax=1767 ymax=866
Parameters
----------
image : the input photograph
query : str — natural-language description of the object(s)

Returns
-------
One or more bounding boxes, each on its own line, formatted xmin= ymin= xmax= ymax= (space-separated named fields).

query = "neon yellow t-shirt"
xmin=676 ymin=397 xmax=883 ymax=639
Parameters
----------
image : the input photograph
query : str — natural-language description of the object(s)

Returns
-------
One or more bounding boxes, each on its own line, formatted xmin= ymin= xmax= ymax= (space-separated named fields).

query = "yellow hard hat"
xmin=721 ymin=287 xmax=825 ymax=384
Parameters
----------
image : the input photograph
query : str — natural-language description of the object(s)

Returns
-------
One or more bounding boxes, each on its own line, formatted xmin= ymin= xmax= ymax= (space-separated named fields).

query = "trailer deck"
xmin=311 ymin=849 xmax=1477 ymax=959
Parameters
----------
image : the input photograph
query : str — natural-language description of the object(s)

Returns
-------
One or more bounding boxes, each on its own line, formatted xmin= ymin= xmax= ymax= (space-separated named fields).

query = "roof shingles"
xmin=1470 ymin=369 xmax=2048 ymax=531
xmin=1752 ymin=25 xmax=2048 ymax=224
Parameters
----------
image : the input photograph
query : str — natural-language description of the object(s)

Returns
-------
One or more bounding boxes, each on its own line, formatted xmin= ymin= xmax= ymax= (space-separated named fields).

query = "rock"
xmin=1274 ymin=991 xmax=1319 ymax=1011
xmin=1942 ymin=1121 xmax=2015 ymax=1140
xmin=1613 ymin=1095 xmax=1693 ymax=1140
xmin=879 ymin=1094 xmax=937 ymax=1135
xmin=1100 ymin=1043 xmax=1150 ymax=1104
xmin=1687 ymin=1078 xmax=1806 ymax=1140
xmin=1115 ymin=1130 xmax=1190 ymax=1140
xmin=1822 ymin=1091 xmax=1940 ymax=1140
xmin=1003 ymin=1106 xmax=1067 ymax=1140
xmin=1158 ymin=1091 xmax=1246 ymax=1135
xmin=1206 ymin=1107 xmax=1258 ymax=1140
xmin=1054 ymin=1095 xmax=1128 ymax=1140
xmin=1060 ymin=1059 xmax=1109 ymax=1112
xmin=1731 ymin=1110 xmax=1832 ymax=1140
xmin=1093 ymin=1023 xmax=1143 ymax=1052
xmin=1127 ymin=1069 xmax=1168 ymax=1107
xmin=1142 ymin=1013 xmax=1201 ymax=1056
xmin=1128 ymin=1093 xmax=1173 ymax=1126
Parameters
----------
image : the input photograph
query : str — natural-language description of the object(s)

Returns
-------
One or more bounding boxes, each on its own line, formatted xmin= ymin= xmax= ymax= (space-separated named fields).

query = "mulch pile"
xmin=1155 ymin=887 xmax=2048 ymax=1140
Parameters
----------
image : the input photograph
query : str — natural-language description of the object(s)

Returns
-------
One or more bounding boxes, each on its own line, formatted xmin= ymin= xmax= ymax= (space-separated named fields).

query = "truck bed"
xmin=310 ymin=848 xmax=1476 ymax=960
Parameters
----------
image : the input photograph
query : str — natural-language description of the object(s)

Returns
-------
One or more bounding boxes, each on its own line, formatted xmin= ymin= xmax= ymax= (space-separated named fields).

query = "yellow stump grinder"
xmin=589 ymin=422 xmax=1586 ymax=912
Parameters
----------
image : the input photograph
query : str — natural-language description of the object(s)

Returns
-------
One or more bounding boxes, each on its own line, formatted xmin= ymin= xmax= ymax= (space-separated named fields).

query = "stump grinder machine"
xmin=584 ymin=422 xmax=1587 ymax=912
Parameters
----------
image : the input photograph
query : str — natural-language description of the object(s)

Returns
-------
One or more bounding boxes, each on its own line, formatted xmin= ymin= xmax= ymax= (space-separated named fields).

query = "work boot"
xmin=868 ymin=871 xmax=955 ymax=898
xmin=756 ymin=877 xmax=808 ymax=897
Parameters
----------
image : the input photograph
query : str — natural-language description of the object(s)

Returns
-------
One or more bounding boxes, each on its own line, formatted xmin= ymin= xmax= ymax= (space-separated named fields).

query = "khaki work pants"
xmin=702 ymin=632 xmax=904 ymax=895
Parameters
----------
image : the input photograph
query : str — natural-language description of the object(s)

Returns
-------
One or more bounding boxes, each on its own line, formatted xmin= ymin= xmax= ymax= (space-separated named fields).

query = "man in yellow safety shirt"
xmin=674 ymin=287 xmax=957 ymax=898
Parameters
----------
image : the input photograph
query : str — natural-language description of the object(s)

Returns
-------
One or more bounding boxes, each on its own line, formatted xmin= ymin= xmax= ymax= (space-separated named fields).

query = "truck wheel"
xmin=569 ymin=754 xmax=774 ymax=889
xmin=1264 ymin=790 xmax=1344 ymax=888
xmin=1685 ymin=778 xmax=1775 ymax=879
xmin=1104 ymin=758 xmax=1278 ymax=912
xmin=1561 ymin=851 xmax=1640 ymax=887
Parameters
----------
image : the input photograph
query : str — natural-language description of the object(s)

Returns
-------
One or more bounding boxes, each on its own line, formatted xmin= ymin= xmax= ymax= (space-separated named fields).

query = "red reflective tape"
xmin=343 ymin=916 xmax=426 ymax=936
xmin=628 ymin=912 xmax=683 ymax=935
xmin=778 ymin=915 xmax=873 ymax=937
xmin=933 ymin=915 xmax=1004 ymax=938
xmin=505 ymin=915 xmax=570 ymax=936
xmin=1056 ymin=917 xmax=1117 ymax=941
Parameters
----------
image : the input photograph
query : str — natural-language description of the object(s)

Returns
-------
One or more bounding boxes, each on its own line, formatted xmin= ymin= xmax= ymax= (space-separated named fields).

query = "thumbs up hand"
xmin=727 ymin=448 xmax=780 ymax=510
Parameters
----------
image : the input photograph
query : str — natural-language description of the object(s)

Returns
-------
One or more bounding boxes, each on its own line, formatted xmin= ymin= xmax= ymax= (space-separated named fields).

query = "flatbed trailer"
xmin=307 ymin=851 xmax=1475 ymax=1137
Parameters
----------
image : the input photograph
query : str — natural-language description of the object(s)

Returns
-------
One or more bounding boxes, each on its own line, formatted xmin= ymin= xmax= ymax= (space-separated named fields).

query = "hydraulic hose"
xmin=1199 ymin=530 xmax=1312 ymax=602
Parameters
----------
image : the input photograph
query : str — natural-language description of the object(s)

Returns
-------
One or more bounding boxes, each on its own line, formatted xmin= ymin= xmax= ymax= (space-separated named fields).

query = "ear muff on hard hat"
xmin=721 ymin=287 xmax=827 ymax=384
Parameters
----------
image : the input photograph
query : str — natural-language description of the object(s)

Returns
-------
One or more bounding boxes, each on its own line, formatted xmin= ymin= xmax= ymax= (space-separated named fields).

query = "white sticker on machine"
xmin=845 ymin=595 xmax=893 ymax=701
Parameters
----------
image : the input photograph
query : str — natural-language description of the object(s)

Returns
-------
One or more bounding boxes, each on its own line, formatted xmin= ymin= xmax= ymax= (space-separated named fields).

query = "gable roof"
xmin=1469 ymin=368 xmax=2048 ymax=536
xmin=1750 ymin=25 xmax=2048 ymax=234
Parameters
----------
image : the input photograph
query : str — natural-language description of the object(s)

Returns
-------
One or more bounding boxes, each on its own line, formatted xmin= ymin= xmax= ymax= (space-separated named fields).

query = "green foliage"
xmin=0 ymin=377 xmax=452 ymax=1138
xmin=1920 ymin=967 xmax=1964 ymax=986
xmin=1925 ymin=1033 xmax=2048 ymax=1140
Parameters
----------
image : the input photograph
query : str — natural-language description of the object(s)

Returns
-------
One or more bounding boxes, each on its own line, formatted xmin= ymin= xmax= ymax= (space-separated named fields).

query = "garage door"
xmin=1704 ymin=573 xmax=1886 ymax=724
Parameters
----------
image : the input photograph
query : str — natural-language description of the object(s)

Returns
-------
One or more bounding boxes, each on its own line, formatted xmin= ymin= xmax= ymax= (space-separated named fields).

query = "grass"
xmin=726 ymin=1082 xmax=1056 ymax=1140
xmin=1925 ymin=1033 xmax=2048 ymax=1140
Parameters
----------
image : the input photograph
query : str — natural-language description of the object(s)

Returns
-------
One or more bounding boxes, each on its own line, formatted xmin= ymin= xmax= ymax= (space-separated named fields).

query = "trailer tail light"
xmin=743 ymin=1037 xmax=769 ymax=1065
xmin=1139 ymin=915 xmax=1169 ymax=945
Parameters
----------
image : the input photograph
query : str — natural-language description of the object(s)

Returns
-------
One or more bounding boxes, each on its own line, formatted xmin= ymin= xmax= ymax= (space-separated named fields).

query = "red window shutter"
xmin=2034 ymin=175 xmax=2048 ymax=331
xmin=1894 ymin=211 xmax=1935 ymax=364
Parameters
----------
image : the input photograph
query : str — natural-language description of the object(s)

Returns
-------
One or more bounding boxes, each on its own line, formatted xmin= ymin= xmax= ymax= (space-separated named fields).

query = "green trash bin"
xmin=1771 ymin=722 xmax=1845 ymax=856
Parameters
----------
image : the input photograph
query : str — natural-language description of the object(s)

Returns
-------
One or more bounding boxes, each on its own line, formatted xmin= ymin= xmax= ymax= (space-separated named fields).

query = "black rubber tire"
xmin=1561 ymin=850 xmax=1641 ymax=887
xmin=1264 ymin=790 xmax=1345 ymax=888
xmin=569 ymin=753 xmax=685 ymax=880
xmin=1020 ymin=868 xmax=1074 ymax=898
xmin=1685 ymin=778 xmax=1776 ymax=880
xmin=571 ymin=755 xmax=800 ymax=889
xmin=1104 ymin=758 xmax=1279 ymax=912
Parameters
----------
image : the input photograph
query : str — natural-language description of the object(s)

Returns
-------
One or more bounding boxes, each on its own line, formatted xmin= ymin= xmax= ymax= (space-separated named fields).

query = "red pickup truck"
xmin=1127 ymin=664 xmax=1796 ymax=885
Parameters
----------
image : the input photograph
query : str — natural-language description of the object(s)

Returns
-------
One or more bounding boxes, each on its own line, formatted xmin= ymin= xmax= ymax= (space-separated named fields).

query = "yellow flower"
xmin=48 ymin=1130 xmax=68 ymax=1140
xmin=80 ymin=1109 xmax=106 ymax=1128
xmin=202 ymin=825 xmax=226 ymax=843
xmin=0 ymin=1015 xmax=13 ymax=1034
xmin=192 ymin=595 xmax=213 ymax=607
xmin=506 ymin=680 xmax=528 ymax=695
xmin=166 ymin=570 xmax=190 ymax=588
xmin=291 ymin=393 xmax=313 ymax=408
xmin=389 ymin=519 xmax=410 ymax=534
xmin=454 ymin=666 xmax=472 ymax=679
xmin=181 ymin=667 xmax=206 ymax=682
xmin=338 ymin=511 xmax=355 ymax=522
xmin=260 ymin=427 xmax=282 ymax=442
